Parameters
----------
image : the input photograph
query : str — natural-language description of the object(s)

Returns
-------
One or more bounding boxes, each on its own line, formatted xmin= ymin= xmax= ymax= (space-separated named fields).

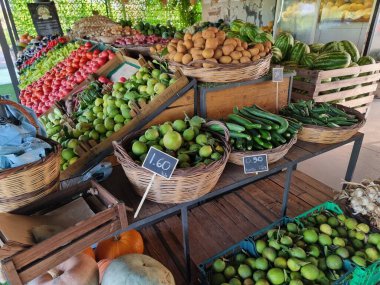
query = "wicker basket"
xmin=113 ymin=121 xmax=231 ymax=204
xmin=228 ymin=136 xmax=297 ymax=166
xmin=168 ymin=53 xmax=272 ymax=83
xmin=0 ymin=100 xmax=61 ymax=212
xmin=297 ymin=104 xmax=365 ymax=144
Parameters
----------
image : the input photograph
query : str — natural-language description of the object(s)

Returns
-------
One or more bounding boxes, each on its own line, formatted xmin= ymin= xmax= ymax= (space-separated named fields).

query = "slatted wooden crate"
xmin=291 ymin=63 xmax=380 ymax=114
xmin=0 ymin=180 xmax=127 ymax=285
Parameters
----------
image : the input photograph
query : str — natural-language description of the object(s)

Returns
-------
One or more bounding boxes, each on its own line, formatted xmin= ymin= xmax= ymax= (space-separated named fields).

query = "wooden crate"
xmin=1 ymin=180 xmax=127 ymax=285
xmin=291 ymin=63 xmax=380 ymax=114
xmin=198 ymin=73 xmax=294 ymax=119
xmin=60 ymin=75 xmax=192 ymax=180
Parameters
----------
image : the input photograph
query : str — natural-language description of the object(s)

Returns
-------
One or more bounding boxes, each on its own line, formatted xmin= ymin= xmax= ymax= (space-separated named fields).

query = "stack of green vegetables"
xmin=280 ymin=100 xmax=360 ymax=128
xmin=209 ymin=106 xmax=301 ymax=152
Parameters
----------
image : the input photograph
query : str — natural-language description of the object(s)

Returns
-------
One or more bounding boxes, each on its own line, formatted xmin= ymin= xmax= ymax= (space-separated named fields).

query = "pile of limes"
xmin=209 ymin=211 xmax=380 ymax=285
xmin=129 ymin=116 xmax=225 ymax=168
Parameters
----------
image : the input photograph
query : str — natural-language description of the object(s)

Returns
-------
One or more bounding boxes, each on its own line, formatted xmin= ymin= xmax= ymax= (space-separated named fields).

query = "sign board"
xmin=243 ymin=154 xmax=269 ymax=174
xmin=142 ymin=147 xmax=179 ymax=179
xmin=272 ymin=67 xmax=284 ymax=82
xmin=28 ymin=2 xmax=63 ymax=36
xmin=109 ymin=62 xmax=139 ymax=83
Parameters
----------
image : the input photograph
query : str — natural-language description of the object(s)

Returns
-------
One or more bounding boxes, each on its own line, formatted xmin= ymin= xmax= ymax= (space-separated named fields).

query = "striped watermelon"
xmin=271 ymin=46 xmax=283 ymax=64
xmin=313 ymin=51 xmax=351 ymax=70
xmin=320 ymin=77 xmax=341 ymax=94
xmin=338 ymin=40 xmax=360 ymax=62
xmin=289 ymin=42 xmax=310 ymax=64
xmin=339 ymin=62 xmax=359 ymax=80
xmin=321 ymin=41 xmax=340 ymax=52
xmin=274 ymin=32 xmax=294 ymax=60
xmin=357 ymin=55 xmax=376 ymax=77
xmin=309 ymin=43 xmax=324 ymax=53
xmin=282 ymin=60 xmax=299 ymax=68
xmin=300 ymin=53 xmax=318 ymax=69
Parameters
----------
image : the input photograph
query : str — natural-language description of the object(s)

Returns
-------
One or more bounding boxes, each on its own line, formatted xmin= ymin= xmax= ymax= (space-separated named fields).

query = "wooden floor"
xmin=124 ymin=170 xmax=337 ymax=285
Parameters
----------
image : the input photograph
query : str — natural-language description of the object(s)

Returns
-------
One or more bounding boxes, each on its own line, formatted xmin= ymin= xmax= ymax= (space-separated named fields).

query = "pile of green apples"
xmin=209 ymin=210 xmax=380 ymax=285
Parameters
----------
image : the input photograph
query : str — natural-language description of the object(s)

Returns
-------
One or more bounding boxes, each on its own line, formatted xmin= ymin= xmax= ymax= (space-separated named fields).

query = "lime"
xmin=122 ymin=109 xmax=132 ymax=119
xmin=255 ymin=257 xmax=269 ymax=271
xmin=211 ymin=152 xmax=222 ymax=160
xmin=306 ymin=256 xmax=318 ymax=266
xmin=326 ymin=254 xmax=343 ymax=270
xmin=93 ymin=105 xmax=102 ymax=113
xmin=255 ymin=240 xmax=267 ymax=254
xmin=355 ymin=250 xmax=366 ymax=258
xmin=179 ymin=162 xmax=190 ymax=168
xmin=300 ymin=264 xmax=319 ymax=281
xmin=318 ymin=257 xmax=327 ymax=271
xmin=93 ymin=118 xmax=103 ymax=125
xmin=95 ymin=124 xmax=107 ymax=134
xmin=345 ymin=218 xmax=358 ymax=230
xmin=106 ymin=130 xmax=113 ymax=138
xmin=303 ymin=229 xmax=318 ymax=244
xmin=316 ymin=214 xmax=327 ymax=224
xmin=337 ymin=214 xmax=347 ymax=222
xmin=351 ymin=255 xmax=366 ymax=267
xmin=327 ymin=216 xmax=339 ymax=227
xmin=177 ymin=153 xmax=190 ymax=163
xmin=238 ymin=264 xmax=252 ymax=279
xmin=79 ymin=134 xmax=89 ymax=142
xmin=318 ymin=234 xmax=332 ymax=246
xmin=290 ymin=272 xmax=302 ymax=280
xmin=151 ymin=69 xmax=161 ymax=79
xmin=68 ymin=156 xmax=78 ymax=165
xmin=229 ymin=278 xmax=242 ymax=285
xmin=211 ymin=273 xmax=226 ymax=285
xmin=245 ymin=257 xmax=256 ymax=269
xmin=235 ymin=253 xmax=247 ymax=263
xmin=89 ymin=130 xmax=100 ymax=141
xmin=154 ymin=82 xmax=167 ymax=94
xmin=357 ymin=223 xmax=370 ymax=233
xmin=145 ymin=128 xmax=160 ymax=141
xmin=287 ymin=223 xmax=298 ymax=233
xmin=255 ymin=280 xmax=269 ymax=285
xmin=114 ymin=123 xmax=123 ymax=132
xmin=280 ymin=236 xmax=293 ymax=246
xmin=348 ymin=230 xmax=357 ymax=238
xmin=335 ymin=247 xmax=350 ymax=259
xmin=368 ymin=233 xmax=380 ymax=245
xmin=243 ymin=278 xmax=254 ymax=285
xmin=267 ymin=268 xmax=285 ymax=285
xmin=262 ymin=247 xmax=277 ymax=262
xmin=333 ymin=237 xmax=345 ymax=247
xmin=196 ymin=134 xmax=208 ymax=145
xmin=308 ymin=245 xmax=320 ymax=258
xmin=365 ymin=247 xmax=379 ymax=262
xmin=163 ymin=131 xmax=183 ymax=151
xmin=269 ymin=239 xmax=281 ymax=250
xmin=139 ymin=135 xmax=148 ymax=143
xmin=62 ymin=148 xmax=76 ymax=161
xmin=151 ymin=145 xmax=163 ymax=151
xmin=132 ymin=141 xmax=147 ymax=156
xmin=159 ymin=123 xmax=173 ymax=136
xmin=274 ymin=257 xmax=287 ymax=269
xmin=253 ymin=270 xmax=265 ymax=281
xmin=67 ymin=139 xmax=78 ymax=149
xmin=212 ymin=259 xmax=226 ymax=273
xmin=290 ymin=247 xmax=306 ymax=259
xmin=104 ymin=118 xmax=115 ymax=131
xmin=61 ymin=162 xmax=69 ymax=170
xmin=199 ymin=145 xmax=213 ymax=158
xmin=223 ymin=265 xmax=235 ymax=279
xmin=94 ymin=98 xmax=104 ymax=107
xmin=183 ymin=128 xmax=195 ymax=141
xmin=172 ymin=119 xmax=187 ymax=132
xmin=331 ymin=229 xmax=339 ymax=238
xmin=352 ymin=239 xmax=364 ymax=249
xmin=289 ymin=280 xmax=303 ymax=285
xmin=287 ymin=257 xmax=301 ymax=271
xmin=320 ymin=224 xmax=332 ymax=235
xmin=355 ymin=231 xmax=366 ymax=240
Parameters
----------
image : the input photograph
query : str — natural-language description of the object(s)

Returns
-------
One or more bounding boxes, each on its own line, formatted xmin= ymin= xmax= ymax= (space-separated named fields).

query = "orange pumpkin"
xmin=95 ymin=230 xmax=144 ymax=260
xmin=98 ymin=259 xmax=112 ymax=283
xmin=81 ymin=247 xmax=95 ymax=260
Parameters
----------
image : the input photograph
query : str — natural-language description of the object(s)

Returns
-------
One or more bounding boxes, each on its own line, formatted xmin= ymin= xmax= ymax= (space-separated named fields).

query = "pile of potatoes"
xmin=166 ymin=27 xmax=272 ymax=68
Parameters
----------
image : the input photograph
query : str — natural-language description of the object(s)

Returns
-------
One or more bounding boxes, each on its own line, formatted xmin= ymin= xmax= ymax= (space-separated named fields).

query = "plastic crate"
xmin=293 ymin=201 xmax=344 ymax=224
xmin=350 ymin=260 xmax=380 ymax=285
xmin=198 ymin=239 xmax=256 ymax=285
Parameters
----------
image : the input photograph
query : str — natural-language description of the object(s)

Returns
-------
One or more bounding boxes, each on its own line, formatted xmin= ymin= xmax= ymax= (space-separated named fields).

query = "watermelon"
xmin=230 ymin=20 xmax=245 ymax=32
xmin=320 ymin=77 xmax=340 ymax=95
xmin=274 ymin=32 xmax=294 ymax=61
xmin=301 ymin=53 xmax=318 ymax=69
xmin=339 ymin=62 xmax=359 ymax=80
xmin=290 ymin=42 xmax=310 ymax=64
xmin=322 ymin=41 xmax=341 ymax=52
xmin=282 ymin=60 xmax=299 ymax=68
xmin=357 ymin=55 xmax=376 ymax=77
xmin=313 ymin=51 xmax=351 ymax=70
xmin=309 ymin=43 xmax=324 ymax=53
xmin=271 ymin=46 xmax=283 ymax=64
xmin=338 ymin=40 xmax=360 ymax=62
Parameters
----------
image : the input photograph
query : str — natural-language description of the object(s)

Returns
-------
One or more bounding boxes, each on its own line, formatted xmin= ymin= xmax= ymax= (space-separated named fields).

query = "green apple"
xmin=159 ymin=73 xmax=170 ymax=81
xmin=114 ymin=123 xmax=123 ymax=132
xmin=151 ymin=69 xmax=161 ymax=79
xmin=115 ymin=99 xmax=125 ymax=108
xmin=113 ymin=82 xmax=123 ymax=90
xmin=89 ymin=130 xmax=100 ymax=140
xmin=106 ymin=98 xmax=116 ymax=107
xmin=95 ymin=98 xmax=104 ymax=106
xmin=95 ymin=124 xmax=107 ymax=134
xmin=143 ymin=73 xmax=151 ymax=81
xmin=93 ymin=118 xmax=104 ymax=125
xmin=154 ymin=82 xmax=166 ymax=94
xmin=93 ymin=105 xmax=102 ymax=113
xmin=67 ymin=139 xmax=79 ymax=149
xmin=146 ymin=85 xmax=155 ymax=96
xmin=147 ymin=78 xmax=159 ymax=88
xmin=114 ymin=114 xmax=124 ymax=123
xmin=96 ymin=111 xmax=104 ymax=119
xmin=104 ymin=117 xmax=115 ymax=131
xmin=106 ymin=130 xmax=114 ymax=138
xmin=122 ymin=109 xmax=132 ymax=119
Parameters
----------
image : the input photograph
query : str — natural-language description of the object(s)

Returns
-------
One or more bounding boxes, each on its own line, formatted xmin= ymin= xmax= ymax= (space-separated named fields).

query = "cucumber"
xmin=247 ymin=129 xmax=261 ymax=138
xmin=270 ymin=131 xmax=286 ymax=144
xmin=259 ymin=129 xmax=271 ymax=141
xmin=245 ymin=106 xmax=289 ymax=134
xmin=227 ymin=131 xmax=252 ymax=141
xmin=228 ymin=114 xmax=261 ymax=130
xmin=239 ymin=109 xmax=274 ymax=130
xmin=208 ymin=122 xmax=245 ymax=133
xmin=246 ymin=140 xmax=253 ymax=151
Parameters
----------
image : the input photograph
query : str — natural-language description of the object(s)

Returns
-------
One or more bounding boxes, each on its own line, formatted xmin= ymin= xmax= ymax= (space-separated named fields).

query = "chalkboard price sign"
xmin=243 ymin=154 xmax=269 ymax=174
xmin=142 ymin=147 xmax=179 ymax=179
xmin=28 ymin=2 xmax=63 ymax=36
xmin=272 ymin=67 xmax=284 ymax=82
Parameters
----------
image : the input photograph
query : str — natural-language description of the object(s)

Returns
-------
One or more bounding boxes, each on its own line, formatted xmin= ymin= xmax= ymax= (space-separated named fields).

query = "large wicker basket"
xmin=113 ymin=121 xmax=231 ymax=204
xmin=228 ymin=136 xmax=297 ymax=166
xmin=0 ymin=100 xmax=61 ymax=212
xmin=168 ymin=53 xmax=272 ymax=83
xmin=297 ymin=104 xmax=365 ymax=144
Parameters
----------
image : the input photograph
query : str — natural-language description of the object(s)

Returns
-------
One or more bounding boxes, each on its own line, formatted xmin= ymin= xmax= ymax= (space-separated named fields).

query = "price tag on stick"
xmin=134 ymin=147 xmax=179 ymax=218
xmin=272 ymin=67 xmax=284 ymax=113
xmin=243 ymin=154 xmax=269 ymax=174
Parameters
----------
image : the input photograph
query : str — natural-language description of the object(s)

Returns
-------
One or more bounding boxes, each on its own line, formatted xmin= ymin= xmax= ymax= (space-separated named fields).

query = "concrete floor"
xmin=299 ymin=99 xmax=380 ymax=189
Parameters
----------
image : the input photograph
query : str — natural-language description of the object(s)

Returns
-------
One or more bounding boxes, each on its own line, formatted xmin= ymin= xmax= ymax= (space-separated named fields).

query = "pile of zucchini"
xmin=280 ymin=100 xmax=359 ymax=128
xmin=209 ymin=105 xmax=301 ymax=151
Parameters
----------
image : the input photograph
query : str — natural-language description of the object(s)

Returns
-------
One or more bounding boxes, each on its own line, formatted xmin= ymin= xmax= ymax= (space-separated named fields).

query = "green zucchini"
xmin=271 ymin=131 xmax=286 ymax=144
xmin=208 ymin=122 xmax=245 ymax=133
xmin=239 ymin=109 xmax=273 ymax=130
xmin=259 ymin=129 xmax=271 ymax=141
xmin=245 ymin=106 xmax=289 ymax=134
xmin=227 ymin=131 xmax=252 ymax=141
xmin=247 ymin=129 xmax=261 ymax=138
xmin=246 ymin=140 xmax=253 ymax=150
xmin=227 ymin=114 xmax=261 ymax=129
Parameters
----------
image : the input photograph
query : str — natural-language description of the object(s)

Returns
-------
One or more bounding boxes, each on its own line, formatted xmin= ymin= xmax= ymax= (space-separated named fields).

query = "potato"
xmin=202 ymin=48 xmax=214 ymax=59
xmin=193 ymin=54 xmax=204 ymax=61
xmin=219 ymin=55 xmax=232 ymax=64
xmin=242 ymin=42 xmax=248 ymax=49
xmin=184 ymin=40 xmax=194 ymax=50
xmin=224 ymin=38 xmax=237 ymax=48
xmin=168 ymin=51 xmax=176 ymax=60
xmin=184 ymin=33 xmax=192 ymax=41
xmin=192 ymin=32 xmax=202 ymax=41
xmin=167 ymin=45 xmax=177 ymax=53
xmin=230 ymin=51 xmax=243 ymax=60
xmin=149 ymin=46 xmax=156 ymax=53
xmin=252 ymin=55 xmax=261 ymax=61
xmin=202 ymin=30 xmax=216 ymax=39
xmin=203 ymin=58 xmax=218 ymax=68
xmin=182 ymin=53 xmax=193 ymax=65
xmin=254 ymin=43 xmax=265 ymax=52
xmin=215 ymin=30 xmax=226 ymax=45
xmin=194 ymin=38 xmax=205 ymax=49
xmin=177 ymin=44 xmax=187 ymax=53
xmin=235 ymin=38 xmax=242 ymax=47
xmin=240 ymin=56 xmax=251 ymax=63
xmin=173 ymin=52 xmax=184 ymax=63
xmin=249 ymin=48 xmax=260 ymax=56
xmin=214 ymin=48 xmax=223 ymax=59
xmin=207 ymin=26 xmax=219 ymax=33
xmin=242 ymin=50 xmax=251 ymax=58
xmin=205 ymin=38 xmax=219 ymax=50
xmin=156 ymin=44 xmax=162 ymax=50
xmin=264 ymin=47 xmax=270 ymax=53
xmin=235 ymin=46 xmax=244 ymax=52
xmin=259 ymin=52 xmax=267 ymax=57
xmin=190 ymin=48 xmax=202 ymax=56
xmin=222 ymin=44 xmax=235 ymax=56
xmin=171 ymin=38 xmax=179 ymax=44
xmin=264 ymin=41 xmax=272 ymax=49
xmin=232 ymin=59 xmax=240 ymax=64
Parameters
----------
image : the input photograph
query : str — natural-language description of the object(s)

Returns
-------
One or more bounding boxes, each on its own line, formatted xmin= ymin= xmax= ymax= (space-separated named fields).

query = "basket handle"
xmin=205 ymin=120 xmax=230 ymax=142
xmin=0 ymin=99 xmax=39 ymax=131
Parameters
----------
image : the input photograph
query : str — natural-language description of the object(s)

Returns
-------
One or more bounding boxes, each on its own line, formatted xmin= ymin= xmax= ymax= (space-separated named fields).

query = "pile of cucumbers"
xmin=209 ymin=105 xmax=301 ymax=152
xmin=280 ymin=100 xmax=360 ymax=128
